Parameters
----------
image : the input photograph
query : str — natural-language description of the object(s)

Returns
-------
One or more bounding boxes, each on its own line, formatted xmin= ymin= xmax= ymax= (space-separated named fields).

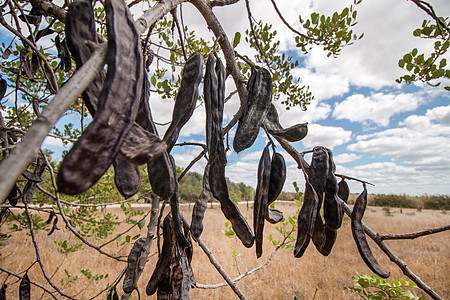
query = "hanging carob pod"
xmin=22 ymin=152 xmax=46 ymax=204
xmin=254 ymin=145 xmax=271 ymax=258
xmin=19 ymin=271 xmax=30 ymax=300
xmin=323 ymin=149 xmax=343 ymax=230
xmin=123 ymin=237 xmax=147 ymax=293
xmin=163 ymin=52 xmax=203 ymax=152
xmin=316 ymin=149 xmax=342 ymax=256
xmin=112 ymin=153 xmax=141 ymax=198
xmin=233 ymin=68 xmax=272 ymax=153
xmin=169 ymin=155 xmax=190 ymax=249
xmin=263 ymin=104 xmax=308 ymax=142
xmin=308 ymin=146 xmax=329 ymax=251
xmin=338 ymin=177 xmax=350 ymax=204
xmin=351 ymin=184 xmax=390 ymax=278
xmin=190 ymin=165 xmax=211 ymax=240
xmin=57 ymin=0 xmax=144 ymax=195
xmin=266 ymin=151 xmax=286 ymax=224
xmin=146 ymin=213 xmax=195 ymax=298
xmin=205 ymin=54 xmax=254 ymax=248
xmin=294 ymin=181 xmax=319 ymax=258
xmin=0 ymin=283 xmax=6 ymax=300
xmin=64 ymin=0 xmax=165 ymax=198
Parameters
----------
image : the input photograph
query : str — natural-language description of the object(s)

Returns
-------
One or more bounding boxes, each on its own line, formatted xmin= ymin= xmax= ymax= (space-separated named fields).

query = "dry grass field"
xmin=1 ymin=202 xmax=449 ymax=299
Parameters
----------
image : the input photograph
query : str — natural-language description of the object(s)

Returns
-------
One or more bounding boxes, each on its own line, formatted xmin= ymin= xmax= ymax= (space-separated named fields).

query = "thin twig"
xmin=379 ymin=224 xmax=450 ymax=241
xmin=41 ymin=150 xmax=126 ymax=262
xmin=181 ymin=214 xmax=247 ymax=299
xmin=178 ymin=149 xmax=206 ymax=182
xmin=24 ymin=204 xmax=77 ymax=300
xmin=0 ymin=266 xmax=58 ymax=300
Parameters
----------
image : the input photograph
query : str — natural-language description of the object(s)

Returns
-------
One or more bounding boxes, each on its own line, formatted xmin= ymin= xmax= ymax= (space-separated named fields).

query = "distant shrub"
xmin=423 ymin=195 xmax=450 ymax=210
xmin=370 ymin=194 xmax=417 ymax=208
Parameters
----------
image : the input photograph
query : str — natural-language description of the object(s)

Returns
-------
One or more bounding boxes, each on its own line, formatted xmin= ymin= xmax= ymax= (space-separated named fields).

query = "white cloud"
xmin=347 ymin=109 xmax=450 ymax=185
xmin=334 ymin=153 xmax=361 ymax=164
xmin=333 ymin=92 xmax=423 ymax=127
xmin=42 ymin=135 xmax=66 ymax=148
xmin=426 ymin=105 xmax=450 ymax=124
xmin=301 ymin=123 xmax=352 ymax=149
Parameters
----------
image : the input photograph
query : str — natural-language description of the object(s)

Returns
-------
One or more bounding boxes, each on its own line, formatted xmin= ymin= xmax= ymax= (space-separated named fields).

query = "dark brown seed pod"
xmin=265 ymin=152 xmax=286 ymax=224
xmin=205 ymin=54 xmax=254 ymax=248
xmin=323 ymin=149 xmax=342 ymax=230
xmin=263 ymin=104 xmax=308 ymax=142
xmin=254 ymin=146 xmax=271 ymax=258
xmin=163 ymin=52 xmax=203 ymax=152
xmin=312 ymin=213 xmax=325 ymax=250
xmin=168 ymin=155 xmax=190 ymax=249
xmin=57 ymin=0 xmax=144 ymax=195
xmin=147 ymin=151 xmax=176 ymax=201
xmin=233 ymin=68 xmax=272 ymax=152
xmin=338 ymin=178 xmax=350 ymax=204
xmin=0 ymin=283 xmax=6 ymax=300
xmin=19 ymin=6 xmax=42 ymax=26
xmin=317 ymin=227 xmax=337 ymax=256
xmin=47 ymin=216 xmax=59 ymax=236
xmin=45 ymin=211 xmax=56 ymax=224
xmin=106 ymin=286 xmax=119 ymax=300
xmin=190 ymin=165 xmax=211 ymax=240
xmin=22 ymin=153 xmax=46 ymax=204
xmin=294 ymin=181 xmax=319 ymax=258
xmin=351 ymin=185 xmax=390 ymax=278
xmin=65 ymin=1 xmax=163 ymax=197
xmin=20 ymin=49 xmax=34 ymax=79
xmin=7 ymin=184 xmax=20 ymax=207
xmin=112 ymin=153 xmax=141 ymax=199
xmin=267 ymin=152 xmax=286 ymax=205
xmin=308 ymin=146 xmax=329 ymax=251
xmin=266 ymin=207 xmax=283 ymax=224
xmin=0 ymin=77 xmax=7 ymax=100
xmin=123 ymin=237 xmax=147 ymax=293
xmin=146 ymin=214 xmax=175 ymax=296
xmin=21 ymin=170 xmax=42 ymax=182
xmin=19 ymin=272 xmax=30 ymax=300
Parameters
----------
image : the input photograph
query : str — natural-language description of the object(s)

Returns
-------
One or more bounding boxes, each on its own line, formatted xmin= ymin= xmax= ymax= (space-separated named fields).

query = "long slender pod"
xmin=351 ymin=185 xmax=390 ymax=278
xmin=58 ymin=0 xmax=143 ymax=195
xmin=254 ymin=146 xmax=271 ymax=258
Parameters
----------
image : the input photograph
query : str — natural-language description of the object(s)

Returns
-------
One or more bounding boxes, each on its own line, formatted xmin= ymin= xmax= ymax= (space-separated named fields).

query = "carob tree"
xmin=0 ymin=0 xmax=448 ymax=299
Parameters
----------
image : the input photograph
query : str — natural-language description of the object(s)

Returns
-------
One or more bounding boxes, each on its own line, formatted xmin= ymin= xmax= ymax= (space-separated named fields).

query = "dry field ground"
xmin=1 ymin=202 xmax=449 ymax=299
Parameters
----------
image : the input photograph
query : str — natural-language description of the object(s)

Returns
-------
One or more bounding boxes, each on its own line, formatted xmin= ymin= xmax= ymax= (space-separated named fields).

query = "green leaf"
xmin=232 ymin=32 xmax=241 ymax=48
xmin=439 ymin=58 xmax=447 ymax=68
xmin=411 ymin=48 xmax=418 ymax=56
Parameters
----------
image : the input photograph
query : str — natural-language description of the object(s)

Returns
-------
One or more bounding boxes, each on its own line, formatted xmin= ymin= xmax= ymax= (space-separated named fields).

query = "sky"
xmin=2 ymin=0 xmax=450 ymax=196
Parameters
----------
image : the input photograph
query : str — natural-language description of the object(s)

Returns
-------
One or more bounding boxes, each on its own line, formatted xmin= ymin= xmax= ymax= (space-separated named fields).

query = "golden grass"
xmin=1 ymin=203 xmax=449 ymax=299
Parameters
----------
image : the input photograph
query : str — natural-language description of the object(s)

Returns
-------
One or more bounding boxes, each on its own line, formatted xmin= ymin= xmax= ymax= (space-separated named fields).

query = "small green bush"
xmin=423 ymin=195 xmax=450 ymax=210
xmin=370 ymin=194 xmax=417 ymax=208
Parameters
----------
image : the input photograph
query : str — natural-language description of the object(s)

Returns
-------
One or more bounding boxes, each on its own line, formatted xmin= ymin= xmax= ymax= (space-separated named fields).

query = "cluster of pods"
xmin=4 ymin=0 xmax=388 ymax=298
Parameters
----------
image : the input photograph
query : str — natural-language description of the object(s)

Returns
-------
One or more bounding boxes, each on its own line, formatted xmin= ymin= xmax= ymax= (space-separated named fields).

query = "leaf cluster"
xmin=397 ymin=18 xmax=450 ymax=89
xmin=296 ymin=0 xmax=364 ymax=57
xmin=344 ymin=274 xmax=426 ymax=300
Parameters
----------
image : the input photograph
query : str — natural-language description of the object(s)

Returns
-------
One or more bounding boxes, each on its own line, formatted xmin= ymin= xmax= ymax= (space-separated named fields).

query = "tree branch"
xmin=181 ymin=214 xmax=247 ymax=299
xmin=30 ymin=0 xmax=66 ymax=23
xmin=341 ymin=201 xmax=444 ymax=300
xmin=379 ymin=224 xmax=450 ymax=241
